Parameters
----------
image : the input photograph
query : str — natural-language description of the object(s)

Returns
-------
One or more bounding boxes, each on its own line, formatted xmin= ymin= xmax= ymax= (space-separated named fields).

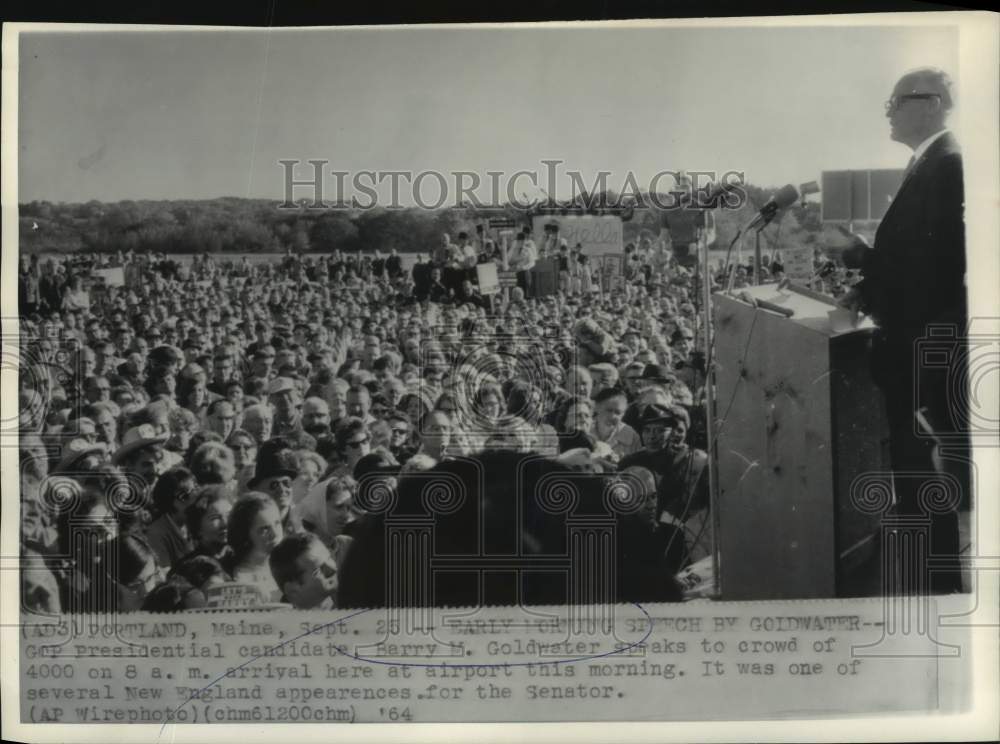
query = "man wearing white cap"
xmin=268 ymin=377 xmax=300 ymax=431
xmin=112 ymin=423 xmax=169 ymax=499
xmin=268 ymin=376 xmax=315 ymax=449
xmin=54 ymin=438 xmax=109 ymax=474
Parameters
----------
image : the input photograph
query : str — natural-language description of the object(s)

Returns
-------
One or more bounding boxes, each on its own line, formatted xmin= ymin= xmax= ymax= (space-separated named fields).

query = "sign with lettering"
xmin=531 ymin=214 xmax=624 ymax=257
xmin=488 ymin=217 xmax=518 ymax=229
xmin=498 ymin=271 xmax=518 ymax=288
xmin=203 ymin=583 xmax=268 ymax=609
xmin=781 ymin=246 xmax=814 ymax=284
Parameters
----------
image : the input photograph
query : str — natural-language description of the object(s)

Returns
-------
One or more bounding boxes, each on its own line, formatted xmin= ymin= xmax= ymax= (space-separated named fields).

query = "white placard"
xmin=532 ymin=215 xmax=624 ymax=257
xmin=476 ymin=262 xmax=500 ymax=295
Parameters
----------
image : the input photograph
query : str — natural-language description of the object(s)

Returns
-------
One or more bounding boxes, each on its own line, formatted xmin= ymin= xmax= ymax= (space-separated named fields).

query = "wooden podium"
xmin=712 ymin=284 xmax=889 ymax=599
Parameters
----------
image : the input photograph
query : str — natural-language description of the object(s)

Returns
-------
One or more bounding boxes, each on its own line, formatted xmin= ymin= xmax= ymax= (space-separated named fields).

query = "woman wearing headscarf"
xmin=295 ymin=474 xmax=359 ymax=568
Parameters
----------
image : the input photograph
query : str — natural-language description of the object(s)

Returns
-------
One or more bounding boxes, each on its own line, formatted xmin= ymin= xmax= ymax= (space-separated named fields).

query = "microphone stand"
xmin=750 ymin=204 xmax=782 ymax=286
xmin=724 ymin=229 xmax=742 ymax=295
xmin=724 ymin=201 xmax=779 ymax=292
xmin=754 ymin=225 xmax=762 ymax=286
xmin=700 ymin=204 xmax=723 ymax=599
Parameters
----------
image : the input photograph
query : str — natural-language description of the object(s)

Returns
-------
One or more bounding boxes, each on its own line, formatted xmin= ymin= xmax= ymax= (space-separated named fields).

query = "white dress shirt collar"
xmin=911 ymin=128 xmax=949 ymax=166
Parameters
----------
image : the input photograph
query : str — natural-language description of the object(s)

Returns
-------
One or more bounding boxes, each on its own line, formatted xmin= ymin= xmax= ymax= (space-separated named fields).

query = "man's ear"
xmin=281 ymin=578 xmax=303 ymax=605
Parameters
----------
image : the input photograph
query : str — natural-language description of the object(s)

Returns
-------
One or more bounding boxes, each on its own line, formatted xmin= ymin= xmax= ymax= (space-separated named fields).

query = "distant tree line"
xmin=19 ymin=187 xmax=851 ymax=259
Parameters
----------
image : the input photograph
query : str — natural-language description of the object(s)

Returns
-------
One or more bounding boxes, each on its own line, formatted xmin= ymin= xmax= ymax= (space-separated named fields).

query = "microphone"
xmin=745 ymin=184 xmax=799 ymax=231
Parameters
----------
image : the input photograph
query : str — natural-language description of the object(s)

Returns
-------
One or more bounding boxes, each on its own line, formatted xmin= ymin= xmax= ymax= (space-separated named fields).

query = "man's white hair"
xmin=899 ymin=67 xmax=955 ymax=110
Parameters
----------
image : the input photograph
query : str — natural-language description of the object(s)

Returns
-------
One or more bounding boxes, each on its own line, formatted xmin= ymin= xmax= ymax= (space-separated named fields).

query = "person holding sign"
xmin=61 ymin=275 xmax=91 ymax=314
xmin=458 ymin=277 xmax=489 ymax=308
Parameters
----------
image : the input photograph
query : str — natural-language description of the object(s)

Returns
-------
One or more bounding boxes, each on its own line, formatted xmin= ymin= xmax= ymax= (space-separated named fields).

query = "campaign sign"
xmin=531 ymin=214 xmax=624 ymax=257
xmin=498 ymin=271 xmax=518 ymax=288
xmin=204 ymin=583 xmax=267 ymax=609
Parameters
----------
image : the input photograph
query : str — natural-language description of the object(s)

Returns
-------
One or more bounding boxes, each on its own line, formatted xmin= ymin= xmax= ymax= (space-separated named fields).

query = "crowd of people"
xmin=17 ymin=226 xmax=838 ymax=614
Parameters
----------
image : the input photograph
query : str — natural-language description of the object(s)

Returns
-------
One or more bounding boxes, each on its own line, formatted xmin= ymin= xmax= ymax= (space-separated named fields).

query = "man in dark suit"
xmin=840 ymin=68 xmax=967 ymax=594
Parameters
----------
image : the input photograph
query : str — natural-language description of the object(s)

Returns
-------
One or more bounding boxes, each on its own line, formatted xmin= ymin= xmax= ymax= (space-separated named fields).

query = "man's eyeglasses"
xmin=346 ymin=437 xmax=370 ymax=449
xmin=642 ymin=424 xmax=672 ymax=436
xmin=884 ymin=93 xmax=941 ymax=113
xmin=310 ymin=562 xmax=338 ymax=582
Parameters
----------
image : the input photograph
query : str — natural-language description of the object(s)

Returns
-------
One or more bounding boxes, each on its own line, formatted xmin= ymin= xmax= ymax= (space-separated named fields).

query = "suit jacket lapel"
xmin=903 ymin=131 xmax=956 ymax=187
xmin=879 ymin=132 xmax=954 ymax=227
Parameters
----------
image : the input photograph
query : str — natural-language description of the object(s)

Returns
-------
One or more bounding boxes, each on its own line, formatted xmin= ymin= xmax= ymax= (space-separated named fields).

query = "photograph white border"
xmin=2 ymin=11 xmax=997 ymax=743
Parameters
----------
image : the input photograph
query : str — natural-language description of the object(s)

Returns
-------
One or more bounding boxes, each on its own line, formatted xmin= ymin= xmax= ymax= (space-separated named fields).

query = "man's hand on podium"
xmin=838 ymin=286 xmax=864 ymax=314
xmin=836 ymin=226 xmax=873 ymax=271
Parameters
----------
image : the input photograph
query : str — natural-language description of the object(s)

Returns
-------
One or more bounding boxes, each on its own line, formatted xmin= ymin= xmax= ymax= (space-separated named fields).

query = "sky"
xmin=17 ymin=22 xmax=960 ymax=205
